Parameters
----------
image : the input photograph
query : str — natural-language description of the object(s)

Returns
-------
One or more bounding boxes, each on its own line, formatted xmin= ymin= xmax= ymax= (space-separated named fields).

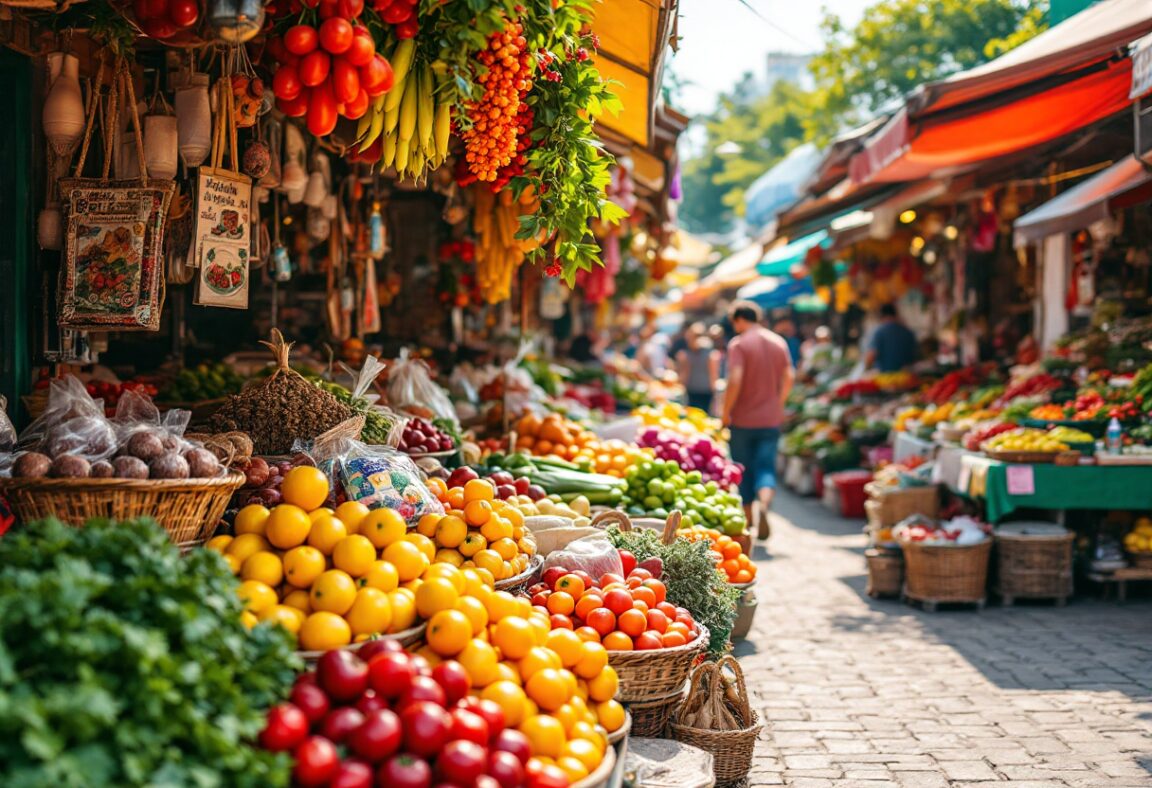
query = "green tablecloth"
xmin=959 ymin=455 xmax=1152 ymax=522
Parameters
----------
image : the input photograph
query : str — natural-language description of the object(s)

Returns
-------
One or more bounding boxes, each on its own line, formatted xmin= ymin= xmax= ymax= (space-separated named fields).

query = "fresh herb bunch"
xmin=604 ymin=525 xmax=739 ymax=657
xmin=313 ymin=379 xmax=396 ymax=445
xmin=0 ymin=519 xmax=299 ymax=787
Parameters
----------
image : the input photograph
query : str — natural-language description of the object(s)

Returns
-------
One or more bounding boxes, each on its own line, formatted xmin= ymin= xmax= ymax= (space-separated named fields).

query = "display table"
xmin=959 ymin=455 xmax=1152 ymax=522
xmin=934 ymin=445 xmax=979 ymax=491
xmin=894 ymin=432 xmax=935 ymax=463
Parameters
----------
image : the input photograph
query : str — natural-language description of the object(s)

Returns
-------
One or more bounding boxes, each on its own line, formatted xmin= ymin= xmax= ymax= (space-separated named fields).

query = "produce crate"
xmin=994 ymin=532 xmax=1074 ymax=605
xmin=863 ymin=483 xmax=939 ymax=528
xmin=865 ymin=548 xmax=904 ymax=598
xmin=902 ymin=540 xmax=991 ymax=611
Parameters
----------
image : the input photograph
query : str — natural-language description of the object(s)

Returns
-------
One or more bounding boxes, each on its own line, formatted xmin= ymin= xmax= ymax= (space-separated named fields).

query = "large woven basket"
xmin=670 ymin=656 xmax=762 ymax=784
xmin=625 ymin=683 xmax=687 ymax=737
xmin=994 ymin=532 xmax=1074 ymax=600
xmin=902 ymin=539 xmax=991 ymax=604
xmin=610 ymin=624 xmax=708 ymax=701
xmin=865 ymin=548 xmax=904 ymax=598
xmin=863 ymin=483 xmax=939 ymax=527
xmin=494 ymin=554 xmax=543 ymax=594
xmin=297 ymin=622 xmax=427 ymax=664
xmin=0 ymin=471 xmax=245 ymax=545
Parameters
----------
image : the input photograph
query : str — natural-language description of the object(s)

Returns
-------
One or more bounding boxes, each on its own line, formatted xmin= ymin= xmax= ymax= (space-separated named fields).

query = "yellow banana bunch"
xmin=353 ymin=38 xmax=452 ymax=184
xmin=471 ymin=185 xmax=539 ymax=304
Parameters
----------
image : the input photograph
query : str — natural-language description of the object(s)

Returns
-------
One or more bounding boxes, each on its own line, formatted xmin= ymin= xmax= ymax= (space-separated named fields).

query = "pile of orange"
xmin=209 ymin=466 xmax=474 ymax=651
xmin=514 ymin=412 xmax=653 ymax=476
xmin=420 ymin=477 xmax=537 ymax=582
xmin=682 ymin=526 xmax=758 ymax=584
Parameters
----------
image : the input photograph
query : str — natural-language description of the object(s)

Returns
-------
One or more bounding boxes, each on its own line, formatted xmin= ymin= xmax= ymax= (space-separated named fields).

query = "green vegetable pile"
xmin=312 ymin=379 xmax=396 ymax=444
xmin=621 ymin=460 xmax=744 ymax=535
xmin=161 ymin=363 xmax=247 ymax=402
xmin=0 ymin=519 xmax=299 ymax=787
xmin=603 ymin=526 xmax=739 ymax=657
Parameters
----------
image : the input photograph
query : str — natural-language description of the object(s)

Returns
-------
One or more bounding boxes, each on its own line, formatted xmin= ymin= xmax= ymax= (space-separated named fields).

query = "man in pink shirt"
xmin=721 ymin=301 xmax=795 ymax=540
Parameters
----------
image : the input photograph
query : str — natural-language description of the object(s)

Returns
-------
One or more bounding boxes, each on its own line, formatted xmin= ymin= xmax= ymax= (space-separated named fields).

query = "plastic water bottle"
xmin=1106 ymin=417 xmax=1123 ymax=455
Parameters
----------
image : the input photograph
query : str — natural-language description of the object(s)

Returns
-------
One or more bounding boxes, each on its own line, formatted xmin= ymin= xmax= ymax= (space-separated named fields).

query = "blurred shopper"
xmin=677 ymin=322 xmax=721 ymax=412
xmin=722 ymin=301 xmax=795 ymax=540
xmin=866 ymin=304 xmax=918 ymax=372
xmin=774 ymin=317 xmax=803 ymax=366
xmin=636 ymin=326 xmax=669 ymax=377
xmin=801 ymin=325 xmax=835 ymax=376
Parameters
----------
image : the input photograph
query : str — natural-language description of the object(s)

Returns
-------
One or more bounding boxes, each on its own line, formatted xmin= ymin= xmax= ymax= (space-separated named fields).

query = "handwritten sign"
xmin=1006 ymin=465 xmax=1035 ymax=496
xmin=192 ymin=167 xmax=251 ymax=283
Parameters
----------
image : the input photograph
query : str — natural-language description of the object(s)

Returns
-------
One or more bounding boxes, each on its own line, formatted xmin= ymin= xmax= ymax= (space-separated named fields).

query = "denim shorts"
xmin=728 ymin=426 xmax=781 ymax=504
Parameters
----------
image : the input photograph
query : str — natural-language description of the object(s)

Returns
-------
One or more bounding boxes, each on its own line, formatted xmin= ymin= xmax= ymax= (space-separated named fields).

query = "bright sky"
xmin=667 ymin=0 xmax=873 ymax=116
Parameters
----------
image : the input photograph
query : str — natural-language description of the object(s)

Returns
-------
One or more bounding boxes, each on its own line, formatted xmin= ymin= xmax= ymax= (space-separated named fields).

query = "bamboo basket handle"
xmin=681 ymin=660 xmax=716 ymax=719
xmin=591 ymin=510 xmax=631 ymax=532
xmin=120 ymin=58 xmax=148 ymax=180
xmin=717 ymin=654 xmax=754 ymax=727
xmin=661 ymin=510 xmax=682 ymax=545
xmin=73 ymin=55 xmax=108 ymax=178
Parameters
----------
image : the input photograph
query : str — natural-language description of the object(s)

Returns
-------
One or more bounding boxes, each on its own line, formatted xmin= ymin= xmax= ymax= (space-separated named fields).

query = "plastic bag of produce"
xmin=0 ymin=397 xmax=14 ymax=452
xmin=542 ymin=534 xmax=623 ymax=579
xmin=325 ymin=438 xmax=445 ymax=523
xmin=15 ymin=375 xmax=118 ymax=463
xmin=388 ymin=349 xmax=458 ymax=427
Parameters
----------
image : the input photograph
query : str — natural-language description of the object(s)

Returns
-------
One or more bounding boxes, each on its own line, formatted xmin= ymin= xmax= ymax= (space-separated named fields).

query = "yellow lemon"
xmin=424 ymin=562 xmax=465 ymax=593
xmin=309 ymin=507 xmax=335 ymax=523
xmin=456 ymin=638 xmax=499 ymax=687
xmin=280 ymin=466 xmax=330 ymax=511
xmin=434 ymin=548 xmax=464 ymax=567
xmin=240 ymin=610 xmax=259 ymax=629
xmin=282 ymin=588 xmax=312 ymax=613
xmin=416 ymin=513 xmax=442 ymax=538
xmin=265 ymin=505 xmax=312 ymax=549
xmin=455 ymin=595 xmax=489 ymax=635
xmin=459 ymin=532 xmax=487 ymax=558
xmin=260 ymin=604 xmax=305 ymax=634
xmin=333 ymin=534 xmax=376 ymax=577
xmin=383 ymin=540 xmax=429 ymax=582
xmin=359 ymin=508 xmax=408 ymax=548
xmin=435 ymin=515 xmax=468 ymax=549
xmin=404 ymin=533 xmax=436 ymax=562
xmin=241 ymin=551 xmax=284 ymax=587
xmin=283 ymin=545 xmax=327 ymax=588
xmin=387 ymin=589 xmax=417 ymax=632
xmin=426 ymin=609 xmax=473 ymax=656
xmin=234 ymin=504 xmax=270 ymax=536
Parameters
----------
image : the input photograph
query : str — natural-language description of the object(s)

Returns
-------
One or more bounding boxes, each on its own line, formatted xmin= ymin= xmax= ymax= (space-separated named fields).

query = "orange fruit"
xmin=602 ymin=632 xmax=633 ymax=651
xmin=345 ymin=587 xmax=393 ymax=636
xmin=416 ymin=513 xmax=442 ymax=538
xmin=493 ymin=661 xmax=523 ymax=686
xmin=455 ymin=595 xmax=489 ymax=635
xmin=525 ymin=668 xmax=569 ymax=712
xmin=545 ymin=629 xmax=584 ymax=669
xmin=574 ymin=594 xmax=603 ymax=620
xmin=237 ymin=580 xmax=277 ymax=615
xmin=434 ymin=548 xmax=465 ymax=567
xmin=519 ymin=646 xmax=561 ymax=682
xmin=308 ymin=508 xmax=335 ymax=523
xmin=459 ymin=532 xmax=487 ymax=558
xmin=307 ymin=514 xmax=348 ymax=555
xmin=573 ymin=641 xmax=608 ymax=679
xmin=435 ymin=515 xmax=468 ymax=548
xmin=521 ymin=714 xmax=565 ymax=759
xmin=415 ymin=577 xmax=460 ymax=619
xmin=241 ymin=551 xmax=284 ymax=587
xmin=492 ymin=616 xmax=534 ymax=660
xmin=485 ymin=590 xmax=521 ymax=623
xmin=226 ymin=533 xmax=270 ymax=563
xmin=479 ymin=516 xmax=512 ymax=543
xmin=557 ymin=757 xmax=588 ymax=782
xmin=617 ymin=609 xmax=647 ymax=638
xmin=234 ymin=504 xmax=270 ymax=536
xmin=424 ymin=563 xmax=466 ymax=592
xmin=359 ymin=508 xmax=407 ymax=548
xmin=333 ymin=501 xmax=370 ymax=534
xmin=586 ymin=667 xmax=619 ymax=702
xmin=574 ymin=626 xmax=601 ymax=643
xmin=283 ymin=588 xmax=312 ymax=613
xmin=463 ymin=500 xmax=493 ymax=527
xmin=427 ymin=609 xmax=472 ymax=656
xmin=527 ymin=612 xmax=552 ymax=646
xmin=457 ymin=637 xmax=499 ymax=687
xmin=309 ymin=569 xmax=358 ymax=615
xmin=265 ymin=504 xmax=311 ymax=549
xmin=595 ymin=699 xmax=625 ymax=732
xmin=206 ymin=534 xmax=234 ymax=553
xmin=425 ymin=477 xmax=449 ymax=501
xmin=474 ymin=549 xmax=504 ymax=579
xmin=546 ymin=592 xmax=575 ymax=617
xmin=280 ymin=466 xmax=329 ymax=511
xmin=360 ymin=560 xmax=400 ymax=592
xmin=298 ymin=611 xmax=352 ymax=650
xmin=490 ymin=537 xmax=519 ymax=562
xmin=564 ymin=738 xmax=601 ymax=772
xmin=446 ymin=487 xmax=465 ymax=510
xmin=387 ymin=589 xmax=417 ymax=632
xmin=481 ymin=680 xmax=529 ymax=727
xmin=463 ymin=478 xmax=495 ymax=503
xmin=283 ymin=545 xmax=326 ymax=588
xmin=259 ymin=604 xmax=304 ymax=634
xmin=332 ymin=534 xmax=376 ymax=577
xmin=405 ymin=533 xmax=436 ymax=562
xmin=383 ymin=540 xmax=429 ymax=581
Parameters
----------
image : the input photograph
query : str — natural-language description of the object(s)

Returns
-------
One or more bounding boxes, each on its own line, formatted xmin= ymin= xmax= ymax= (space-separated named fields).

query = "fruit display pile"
xmin=513 ymin=413 xmax=598 ymax=464
xmin=636 ymin=427 xmax=742 ymax=488
xmin=680 ymin=526 xmax=758 ymax=584
xmin=159 ymin=363 xmax=247 ymax=402
xmin=621 ymin=459 xmax=745 ymax=535
xmin=398 ymin=417 xmax=456 ymax=455
xmin=634 ymin=403 xmax=724 ymax=440
xmin=982 ymin=428 xmax=1068 ymax=453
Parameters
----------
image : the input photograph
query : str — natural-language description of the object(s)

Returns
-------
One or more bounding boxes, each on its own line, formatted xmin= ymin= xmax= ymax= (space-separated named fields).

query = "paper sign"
xmin=1006 ymin=465 xmax=1035 ymax=496
xmin=192 ymin=167 xmax=251 ymax=272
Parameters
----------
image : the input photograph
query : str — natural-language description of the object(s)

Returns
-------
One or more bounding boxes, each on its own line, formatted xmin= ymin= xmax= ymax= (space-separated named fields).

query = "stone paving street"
xmin=737 ymin=491 xmax=1152 ymax=787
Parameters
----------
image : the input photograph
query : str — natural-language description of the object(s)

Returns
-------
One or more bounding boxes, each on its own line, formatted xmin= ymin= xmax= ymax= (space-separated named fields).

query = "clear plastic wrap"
xmin=17 ymin=376 xmax=118 ymax=462
xmin=321 ymin=437 xmax=445 ymax=523
xmin=388 ymin=349 xmax=458 ymax=427
xmin=0 ymin=397 xmax=15 ymax=452
xmin=542 ymin=534 xmax=623 ymax=579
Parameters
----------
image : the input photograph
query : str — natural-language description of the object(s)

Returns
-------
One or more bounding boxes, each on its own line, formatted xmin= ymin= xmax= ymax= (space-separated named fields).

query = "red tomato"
xmin=277 ymin=90 xmax=310 ymax=117
xmin=332 ymin=58 xmax=361 ymax=103
xmin=381 ymin=3 xmax=409 ymax=22
xmin=456 ymin=697 xmax=506 ymax=737
xmin=307 ymin=82 xmax=338 ymax=136
xmin=289 ymin=681 xmax=330 ymax=724
xmin=140 ymin=16 xmax=180 ymax=38
xmin=298 ymin=50 xmax=331 ymax=87
xmin=345 ymin=26 xmax=376 ymax=66
xmin=396 ymin=675 xmax=446 ymax=710
xmin=336 ymin=0 xmax=364 ymax=18
xmin=347 ymin=709 xmax=403 ymax=762
xmin=642 ymin=578 xmax=667 ymax=605
xmin=319 ymin=17 xmax=354 ymax=54
xmin=525 ymin=760 xmax=570 ymax=788
xmin=167 ymin=0 xmax=199 ymax=27
xmin=603 ymin=588 xmax=634 ymax=617
xmin=330 ymin=760 xmax=374 ymax=788
xmin=284 ymin=24 xmax=319 ymax=55
xmin=368 ymin=651 xmax=417 ymax=699
xmin=646 ymin=609 xmax=669 ymax=633
xmin=376 ymin=753 xmax=431 ymax=788
xmin=133 ymin=0 xmax=167 ymax=20
xmin=436 ymin=740 xmax=487 ymax=785
xmin=359 ymin=55 xmax=394 ymax=96
xmin=449 ymin=707 xmax=489 ymax=746
xmin=265 ymin=36 xmax=292 ymax=64
xmin=351 ymin=135 xmax=382 ymax=162
xmin=317 ymin=0 xmax=338 ymax=18
xmin=271 ymin=63 xmax=303 ymax=100
xmin=293 ymin=736 xmax=340 ymax=787
xmin=635 ymin=631 xmax=664 ymax=650
xmin=430 ymin=661 xmax=471 ymax=705
xmin=394 ymin=17 xmax=418 ymax=39
xmin=585 ymin=608 xmax=616 ymax=637
xmin=259 ymin=704 xmax=309 ymax=751
xmin=319 ymin=707 xmax=365 ymax=744
xmin=487 ymin=750 xmax=526 ymax=788
xmin=399 ymin=701 xmax=452 ymax=758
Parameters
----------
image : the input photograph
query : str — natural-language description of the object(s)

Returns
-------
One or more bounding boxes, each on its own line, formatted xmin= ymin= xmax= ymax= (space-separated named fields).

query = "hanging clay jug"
xmin=321 ymin=194 xmax=338 ymax=221
xmin=175 ymin=72 xmax=212 ymax=167
xmin=303 ymin=170 xmax=326 ymax=208
xmin=144 ymin=115 xmax=179 ymax=180
xmin=37 ymin=202 xmax=62 ymax=250
xmin=43 ymin=53 xmax=85 ymax=157
xmin=280 ymin=124 xmax=308 ymax=193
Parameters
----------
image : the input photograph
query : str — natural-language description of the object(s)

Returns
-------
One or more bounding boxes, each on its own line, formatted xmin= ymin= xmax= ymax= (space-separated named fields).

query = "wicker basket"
xmin=865 ymin=548 xmax=904 ymax=598
xmin=994 ymin=532 xmax=1074 ymax=602
xmin=863 ymin=483 xmax=939 ymax=527
xmin=610 ymin=624 xmax=708 ymax=701
xmin=902 ymin=539 xmax=991 ymax=605
xmin=625 ymin=683 xmax=687 ymax=736
xmin=0 ymin=471 xmax=245 ymax=544
xmin=670 ymin=656 xmax=762 ymax=784
xmin=494 ymin=554 xmax=543 ymax=594
xmin=296 ymin=622 xmax=427 ymax=664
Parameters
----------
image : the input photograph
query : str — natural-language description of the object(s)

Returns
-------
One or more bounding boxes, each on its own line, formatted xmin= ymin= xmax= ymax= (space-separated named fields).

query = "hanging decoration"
xmin=42 ymin=51 xmax=85 ymax=158
xmin=174 ymin=70 xmax=212 ymax=168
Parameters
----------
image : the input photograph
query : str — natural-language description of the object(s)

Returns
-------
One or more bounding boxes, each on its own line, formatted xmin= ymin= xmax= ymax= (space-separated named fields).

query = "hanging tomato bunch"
xmin=266 ymin=1 xmax=394 ymax=137
xmin=369 ymin=0 xmax=419 ymax=39
xmin=459 ymin=21 xmax=534 ymax=183
xmin=132 ymin=0 xmax=200 ymax=40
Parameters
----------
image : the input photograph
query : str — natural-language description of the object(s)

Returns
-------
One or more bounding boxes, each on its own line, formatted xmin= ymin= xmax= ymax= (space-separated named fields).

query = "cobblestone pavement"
xmin=737 ymin=491 xmax=1152 ymax=787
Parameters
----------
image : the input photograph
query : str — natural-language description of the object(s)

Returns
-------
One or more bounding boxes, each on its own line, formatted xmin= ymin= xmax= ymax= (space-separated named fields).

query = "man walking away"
xmin=721 ymin=301 xmax=794 ymax=541
xmin=866 ymin=304 xmax=918 ymax=372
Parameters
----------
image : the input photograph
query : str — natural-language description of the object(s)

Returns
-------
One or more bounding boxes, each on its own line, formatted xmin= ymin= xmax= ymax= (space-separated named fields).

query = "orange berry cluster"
xmin=462 ymin=22 xmax=534 ymax=182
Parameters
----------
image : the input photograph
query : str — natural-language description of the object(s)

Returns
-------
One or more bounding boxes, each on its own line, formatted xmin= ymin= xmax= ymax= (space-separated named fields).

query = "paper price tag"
xmin=1006 ymin=465 xmax=1035 ymax=496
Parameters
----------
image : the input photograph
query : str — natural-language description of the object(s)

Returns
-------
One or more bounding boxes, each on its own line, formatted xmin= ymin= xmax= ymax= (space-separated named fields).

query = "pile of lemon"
xmin=421 ymin=478 xmax=537 ymax=581
xmin=984 ymin=428 xmax=1068 ymax=453
xmin=209 ymin=466 xmax=485 ymax=651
